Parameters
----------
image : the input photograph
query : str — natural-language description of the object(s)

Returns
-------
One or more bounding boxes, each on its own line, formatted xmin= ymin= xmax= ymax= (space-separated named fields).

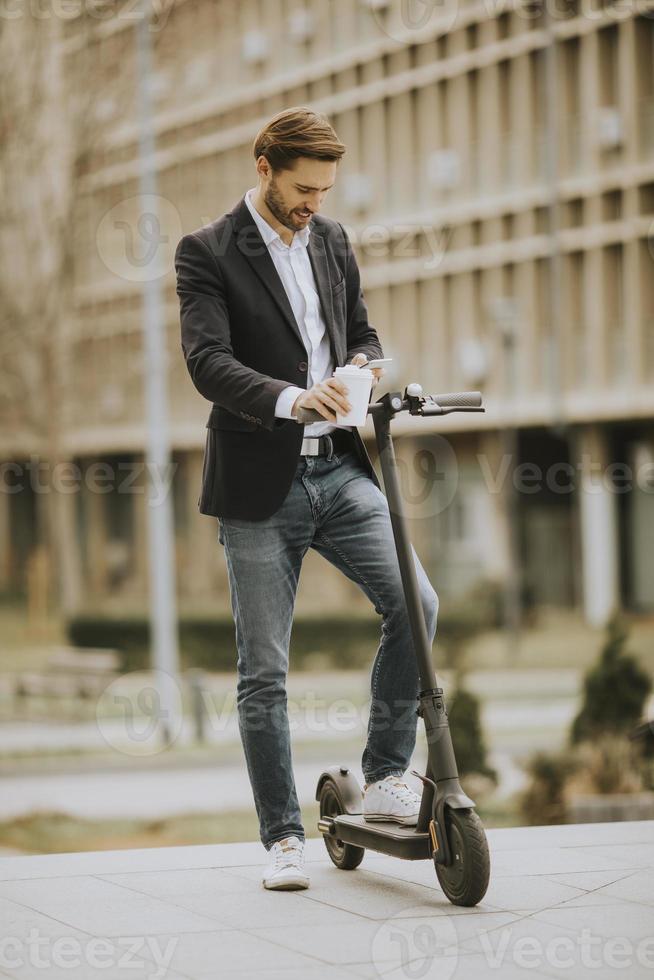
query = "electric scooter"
xmin=297 ymin=383 xmax=490 ymax=907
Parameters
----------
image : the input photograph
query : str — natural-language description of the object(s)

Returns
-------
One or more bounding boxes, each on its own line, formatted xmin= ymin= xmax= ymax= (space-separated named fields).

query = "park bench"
xmin=14 ymin=647 xmax=121 ymax=705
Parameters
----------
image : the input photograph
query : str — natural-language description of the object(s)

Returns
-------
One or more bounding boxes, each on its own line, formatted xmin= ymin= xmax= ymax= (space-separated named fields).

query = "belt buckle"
xmin=301 ymin=437 xmax=321 ymax=456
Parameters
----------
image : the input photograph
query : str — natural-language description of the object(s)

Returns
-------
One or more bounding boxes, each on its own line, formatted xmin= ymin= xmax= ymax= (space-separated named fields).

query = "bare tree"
xmin=0 ymin=10 xmax=112 ymax=611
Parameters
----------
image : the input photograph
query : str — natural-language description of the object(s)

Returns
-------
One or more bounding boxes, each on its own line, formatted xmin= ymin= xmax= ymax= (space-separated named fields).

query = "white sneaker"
xmin=363 ymin=774 xmax=422 ymax=826
xmin=262 ymin=836 xmax=310 ymax=890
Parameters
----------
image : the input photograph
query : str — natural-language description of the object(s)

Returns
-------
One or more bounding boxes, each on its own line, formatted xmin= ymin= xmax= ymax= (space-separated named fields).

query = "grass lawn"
xmin=0 ymin=797 xmax=521 ymax=856
xmin=0 ymin=807 xmax=316 ymax=855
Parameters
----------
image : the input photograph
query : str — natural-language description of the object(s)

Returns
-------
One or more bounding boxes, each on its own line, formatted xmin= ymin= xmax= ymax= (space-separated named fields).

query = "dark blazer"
xmin=175 ymin=195 xmax=384 ymax=520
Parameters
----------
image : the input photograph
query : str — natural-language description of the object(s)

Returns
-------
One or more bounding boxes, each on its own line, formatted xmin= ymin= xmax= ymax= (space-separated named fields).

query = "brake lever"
xmin=406 ymin=389 xmax=485 ymax=417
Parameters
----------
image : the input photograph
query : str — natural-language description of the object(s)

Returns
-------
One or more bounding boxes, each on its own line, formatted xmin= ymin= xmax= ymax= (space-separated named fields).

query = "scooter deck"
xmin=330 ymin=813 xmax=432 ymax=861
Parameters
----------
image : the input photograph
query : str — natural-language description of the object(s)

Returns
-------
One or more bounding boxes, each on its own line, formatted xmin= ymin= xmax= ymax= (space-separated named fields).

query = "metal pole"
xmin=135 ymin=0 xmax=180 ymax=745
xmin=187 ymin=669 xmax=207 ymax=744
xmin=501 ymin=320 xmax=521 ymax=662
xmin=490 ymin=298 xmax=522 ymax=661
xmin=543 ymin=8 xmax=566 ymax=435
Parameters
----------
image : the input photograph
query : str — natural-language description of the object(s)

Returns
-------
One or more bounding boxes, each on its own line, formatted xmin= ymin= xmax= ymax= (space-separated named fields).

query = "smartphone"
xmin=364 ymin=358 xmax=393 ymax=369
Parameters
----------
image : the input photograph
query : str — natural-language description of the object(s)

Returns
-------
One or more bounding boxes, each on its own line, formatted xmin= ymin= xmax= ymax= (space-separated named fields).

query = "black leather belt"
xmin=300 ymin=428 xmax=356 ymax=457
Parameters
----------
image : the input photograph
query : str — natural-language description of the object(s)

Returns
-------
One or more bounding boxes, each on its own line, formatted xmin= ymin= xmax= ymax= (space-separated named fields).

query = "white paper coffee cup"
xmin=334 ymin=365 xmax=373 ymax=427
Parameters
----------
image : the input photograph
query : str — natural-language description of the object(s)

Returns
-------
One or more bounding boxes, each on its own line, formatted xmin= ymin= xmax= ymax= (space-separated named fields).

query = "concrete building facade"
xmin=1 ymin=0 xmax=653 ymax=625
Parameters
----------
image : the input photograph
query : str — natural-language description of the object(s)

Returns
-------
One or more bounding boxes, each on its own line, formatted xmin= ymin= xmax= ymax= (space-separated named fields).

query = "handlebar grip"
xmin=432 ymin=391 xmax=483 ymax=408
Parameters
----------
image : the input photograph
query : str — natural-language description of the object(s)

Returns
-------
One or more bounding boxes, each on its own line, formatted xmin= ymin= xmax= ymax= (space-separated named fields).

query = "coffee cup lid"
xmin=335 ymin=364 xmax=372 ymax=375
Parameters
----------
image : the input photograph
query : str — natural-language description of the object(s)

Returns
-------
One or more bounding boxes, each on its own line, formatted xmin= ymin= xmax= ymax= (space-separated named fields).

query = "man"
xmin=175 ymin=107 xmax=438 ymax=891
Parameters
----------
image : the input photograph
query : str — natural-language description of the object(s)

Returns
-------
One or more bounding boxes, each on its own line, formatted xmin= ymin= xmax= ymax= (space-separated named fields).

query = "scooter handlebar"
xmin=294 ymin=390 xmax=484 ymax=423
xmin=430 ymin=391 xmax=483 ymax=408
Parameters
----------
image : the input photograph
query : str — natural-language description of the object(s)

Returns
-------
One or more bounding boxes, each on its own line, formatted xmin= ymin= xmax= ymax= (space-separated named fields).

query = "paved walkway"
xmin=0 ymin=821 xmax=652 ymax=979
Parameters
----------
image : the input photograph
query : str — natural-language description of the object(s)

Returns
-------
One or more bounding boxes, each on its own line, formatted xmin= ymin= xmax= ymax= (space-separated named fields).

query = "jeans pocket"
xmin=335 ymin=448 xmax=359 ymax=467
xmin=217 ymin=517 xmax=225 ymax=546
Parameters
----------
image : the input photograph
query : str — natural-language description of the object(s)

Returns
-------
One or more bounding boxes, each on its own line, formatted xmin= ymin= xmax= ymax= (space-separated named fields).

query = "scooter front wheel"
xmin=434 ymin=807 xmax=490 ymax=907
xmin=319 ymin=781 xmax=365 ymax=871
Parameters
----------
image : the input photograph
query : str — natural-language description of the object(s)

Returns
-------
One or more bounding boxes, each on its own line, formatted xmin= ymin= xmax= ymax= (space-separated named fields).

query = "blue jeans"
xmin=217 ymin=446 xmax=439 ymax=850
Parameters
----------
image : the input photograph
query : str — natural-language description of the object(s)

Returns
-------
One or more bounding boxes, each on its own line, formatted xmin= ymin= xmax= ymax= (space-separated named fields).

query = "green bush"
xmin=521 ymin=619 xmax=653 ymax=826
xmin=520 ymin=734 xmax=654 ymax=826
xmin=520 ymin=750 xmax=580 ymax=826
xmin=573 ymin=735 xmax=644 ymax=795
xmin=67 ymin=614 xmax=381 ymax=672
xmin=447 ymin=686 xmax=497 ymax=781
xmin=571 ymin=616 xmax=652 ymax=744
xmin=67 ymin=596 xmax=496 ymax=674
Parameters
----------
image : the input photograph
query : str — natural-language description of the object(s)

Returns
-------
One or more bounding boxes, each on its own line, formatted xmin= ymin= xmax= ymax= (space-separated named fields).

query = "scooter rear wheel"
xmin=434 ymin=807 xmax=490 ymax=907
xmin=319 ymin=782 xmax=365 ymax=870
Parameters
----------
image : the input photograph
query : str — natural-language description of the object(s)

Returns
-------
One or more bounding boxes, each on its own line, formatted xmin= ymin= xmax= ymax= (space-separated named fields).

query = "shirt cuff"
xmin=275 ymin=385 xmax=305 ymax=419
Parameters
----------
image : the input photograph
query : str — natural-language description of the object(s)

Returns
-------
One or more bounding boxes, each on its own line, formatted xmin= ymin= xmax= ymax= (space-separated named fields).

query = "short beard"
xmin=264 ymin=177 xmax=304 ymax=233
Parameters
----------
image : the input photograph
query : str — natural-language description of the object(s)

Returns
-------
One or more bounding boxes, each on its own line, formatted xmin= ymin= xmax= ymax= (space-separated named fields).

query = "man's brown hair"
xmin=253 ymin=106 xmax=346 ymax=171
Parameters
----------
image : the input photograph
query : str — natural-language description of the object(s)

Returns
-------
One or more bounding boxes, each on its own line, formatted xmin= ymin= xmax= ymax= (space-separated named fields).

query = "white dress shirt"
xmin=244 ymin=188 xmax=351 ymax=438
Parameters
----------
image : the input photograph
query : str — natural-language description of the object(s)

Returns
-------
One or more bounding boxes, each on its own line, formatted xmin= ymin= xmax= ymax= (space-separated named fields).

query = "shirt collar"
xmin=245 ymin=188 xmax=311 ymax=250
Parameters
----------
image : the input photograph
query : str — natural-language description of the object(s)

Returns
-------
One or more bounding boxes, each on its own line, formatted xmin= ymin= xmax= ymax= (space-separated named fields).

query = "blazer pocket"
xmin=331 ymin=277 xmax=346 ymax=296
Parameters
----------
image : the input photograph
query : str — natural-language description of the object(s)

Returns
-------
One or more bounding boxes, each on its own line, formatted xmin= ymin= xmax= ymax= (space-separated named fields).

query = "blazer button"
xmin=298 ymin=361 xmax=308 ymax=371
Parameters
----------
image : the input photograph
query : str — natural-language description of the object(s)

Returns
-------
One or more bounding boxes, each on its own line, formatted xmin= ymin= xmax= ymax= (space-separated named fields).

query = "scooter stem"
xmin=371 ymin=397 xmax=438 ymax=694
xmin=372 ymin=394 xmax=475 ymax=851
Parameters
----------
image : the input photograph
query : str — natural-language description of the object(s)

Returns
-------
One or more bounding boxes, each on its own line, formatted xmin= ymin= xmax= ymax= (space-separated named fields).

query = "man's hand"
xmin=292 ymin=378 xmax=352 ymax=422
xmin=350 ymin=352 xmax=384 ymax=387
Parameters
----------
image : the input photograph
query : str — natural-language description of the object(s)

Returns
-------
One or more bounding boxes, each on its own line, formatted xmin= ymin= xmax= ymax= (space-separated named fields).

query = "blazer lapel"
xmin=230 ymin=196 xmax=345 ymax=364
xmin=232 ymin=198 xmax=305 ymax=350
xmin=307 ymin=229 xmax=346 ymax=366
